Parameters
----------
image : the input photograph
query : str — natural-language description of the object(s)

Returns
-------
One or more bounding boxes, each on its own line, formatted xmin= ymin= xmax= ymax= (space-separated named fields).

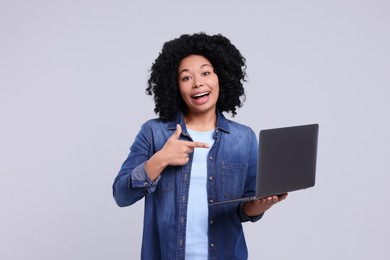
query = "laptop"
xmin=211 ymin=124 xmax=319 ymax=205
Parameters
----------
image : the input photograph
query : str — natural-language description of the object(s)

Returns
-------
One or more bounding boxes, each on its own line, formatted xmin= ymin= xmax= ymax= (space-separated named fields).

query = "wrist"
xmin=154 ymin=150 xmax=168 ymax=168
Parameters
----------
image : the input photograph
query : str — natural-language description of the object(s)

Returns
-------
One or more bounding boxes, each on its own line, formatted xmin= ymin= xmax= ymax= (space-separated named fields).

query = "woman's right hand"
xmin=160 ymin=124 xmax=210 ymax=166
xmin=145 ymin=124 xmax=209 ymax=181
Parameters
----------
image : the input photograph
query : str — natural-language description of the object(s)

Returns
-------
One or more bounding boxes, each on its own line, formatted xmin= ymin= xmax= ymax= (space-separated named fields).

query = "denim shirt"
xmin=113 ymin=111 xmax=263 ymax=260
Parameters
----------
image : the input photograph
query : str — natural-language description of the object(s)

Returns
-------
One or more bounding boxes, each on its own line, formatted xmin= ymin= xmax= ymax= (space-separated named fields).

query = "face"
xmin=177 ymin=55 xmax=219 ymax=116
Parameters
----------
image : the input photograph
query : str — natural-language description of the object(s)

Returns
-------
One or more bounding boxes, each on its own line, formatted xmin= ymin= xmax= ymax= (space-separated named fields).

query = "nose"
xmin=192 ymin=76 xmax=204 ymax=88
xmin=192 ymin=82 xmax=203 ymax=88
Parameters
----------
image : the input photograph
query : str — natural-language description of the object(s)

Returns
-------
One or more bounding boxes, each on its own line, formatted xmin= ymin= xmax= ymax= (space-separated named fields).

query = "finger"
xmin=184 ymin=153 xmax=191 ymax=164
xmin=251 ymin=199 xmax=261 ymax=205
xmin=185 ymin=141 xmax=210 ymax=149
xmin=171 ymin=124 xmax=182 ymax=140
xmin=278 ymin=193 xmax=288 ymax=201
xmin=182 ymin=153 xmax=189 ymax=160
xmin=254 ymin=199 xmax=264 ymax=206
xmin=184 ymin=147 xmax=194 ymax=154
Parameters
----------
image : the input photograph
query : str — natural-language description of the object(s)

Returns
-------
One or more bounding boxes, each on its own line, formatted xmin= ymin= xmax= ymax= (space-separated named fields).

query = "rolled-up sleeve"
xmin=112 ymin=121 xmax=159 ymax=207
xmin=131 ymin=162 xmax=161 ymax=195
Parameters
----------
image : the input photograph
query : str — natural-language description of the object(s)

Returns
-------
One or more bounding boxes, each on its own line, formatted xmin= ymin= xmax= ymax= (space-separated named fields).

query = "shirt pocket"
xmin=221 ymin=162 xmax=248 ymax=200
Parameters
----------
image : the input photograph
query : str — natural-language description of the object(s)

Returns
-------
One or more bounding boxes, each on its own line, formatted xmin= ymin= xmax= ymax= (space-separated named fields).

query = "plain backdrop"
xmin=1 ymin=0 xmax=389 ymax=259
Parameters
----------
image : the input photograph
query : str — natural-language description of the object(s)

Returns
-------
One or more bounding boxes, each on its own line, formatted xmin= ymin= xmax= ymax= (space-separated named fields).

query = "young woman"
xmin=113 ymin=33 xmax=287 ymax=260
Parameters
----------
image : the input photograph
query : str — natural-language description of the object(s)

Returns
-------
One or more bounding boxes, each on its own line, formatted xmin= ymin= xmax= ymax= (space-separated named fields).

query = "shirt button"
xmin=209 ymin=220 xmax=214 ymax=224
xmin=210 ymin=243 xmax=215 ymax=248
xmin=209 ymin=156 xmax=213 ymax=160
xmin=143 ymin=181 xmax=149 ymax=186
xmin=209 ymin=199 xmax=214 ymax=203
xmin=209 ymin=176 xmax=213 ymax=181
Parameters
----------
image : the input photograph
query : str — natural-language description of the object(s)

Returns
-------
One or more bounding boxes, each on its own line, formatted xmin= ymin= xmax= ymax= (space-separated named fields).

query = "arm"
xmin=113 ymin=123 xmax=209 ymax=207
xmin=112 ymin=122 xmax=157 ymax=207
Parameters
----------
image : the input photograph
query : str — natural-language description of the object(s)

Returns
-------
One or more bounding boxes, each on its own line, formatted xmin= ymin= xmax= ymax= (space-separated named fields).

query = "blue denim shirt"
xmin=113 ymin=111 xmax=263 ymax=260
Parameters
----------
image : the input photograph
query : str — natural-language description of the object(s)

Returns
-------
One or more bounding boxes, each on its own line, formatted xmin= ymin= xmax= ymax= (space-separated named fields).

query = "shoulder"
xmin=132 ymin=118 xmax=174 ymax=149
xmin=225 ymin=118 xmax=256 ymax=137
xmin=140 ymin=118 xmax=170 ymax=130
xmin=218 ymin=111 xmax=255 ymax=137
xmin=137 ymin=118 xmax=176 ymax=142
xmin=223 ymin=119 xmax=258 ymax=147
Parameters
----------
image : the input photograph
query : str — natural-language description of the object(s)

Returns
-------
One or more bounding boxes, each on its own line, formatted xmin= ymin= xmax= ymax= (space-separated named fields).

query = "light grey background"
xmin=1 ymin=0 xmax=389 ymax=259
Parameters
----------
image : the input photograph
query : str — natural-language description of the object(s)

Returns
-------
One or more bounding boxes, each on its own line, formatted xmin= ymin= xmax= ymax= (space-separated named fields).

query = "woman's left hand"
xmin=243 ymin=193 xmax=288 ymax=217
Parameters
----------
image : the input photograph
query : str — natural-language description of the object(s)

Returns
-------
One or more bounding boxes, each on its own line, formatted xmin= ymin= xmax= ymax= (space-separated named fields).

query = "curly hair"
xmin=146 ymin=32 xmax=247 ymax=121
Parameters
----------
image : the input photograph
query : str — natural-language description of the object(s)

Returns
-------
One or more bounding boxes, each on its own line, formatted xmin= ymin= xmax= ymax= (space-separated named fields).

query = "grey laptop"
xmin=211 ymin=124 xmax=319 ymax=205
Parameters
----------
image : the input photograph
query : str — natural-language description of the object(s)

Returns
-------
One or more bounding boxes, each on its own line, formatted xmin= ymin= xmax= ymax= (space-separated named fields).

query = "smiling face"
xmin=177 ymin=55 xmax=219 ymax=117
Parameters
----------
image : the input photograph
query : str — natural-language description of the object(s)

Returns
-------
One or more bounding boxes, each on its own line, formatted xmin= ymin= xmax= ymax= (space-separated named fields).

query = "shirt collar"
xmin=166 ymin=110 xmax=230 ymax=134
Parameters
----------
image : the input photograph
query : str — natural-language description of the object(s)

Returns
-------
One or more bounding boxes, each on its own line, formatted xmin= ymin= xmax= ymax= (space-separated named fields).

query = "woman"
xmin=113 ymin=33 xmax=287 ymax=260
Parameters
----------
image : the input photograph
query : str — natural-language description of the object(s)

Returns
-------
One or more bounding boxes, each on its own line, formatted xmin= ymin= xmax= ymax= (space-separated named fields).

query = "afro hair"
xmin=146 ymin=32 xmax=247 ymax=121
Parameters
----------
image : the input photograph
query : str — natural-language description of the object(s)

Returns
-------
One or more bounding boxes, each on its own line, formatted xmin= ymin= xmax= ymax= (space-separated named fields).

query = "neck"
xmin=184 ymin=110 xmax=217 ymax=131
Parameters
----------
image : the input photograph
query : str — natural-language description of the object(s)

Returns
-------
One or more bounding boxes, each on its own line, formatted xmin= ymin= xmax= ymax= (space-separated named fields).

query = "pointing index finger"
xmin=182 ymin=140 xmax=210 ymax=149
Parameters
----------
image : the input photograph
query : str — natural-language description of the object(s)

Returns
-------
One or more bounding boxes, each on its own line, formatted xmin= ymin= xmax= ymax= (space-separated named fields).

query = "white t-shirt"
xmin=185 ymin=128 xmax=215 ymax=260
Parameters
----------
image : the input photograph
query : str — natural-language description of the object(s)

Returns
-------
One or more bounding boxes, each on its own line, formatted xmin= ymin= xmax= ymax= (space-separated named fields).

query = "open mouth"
xmin=191 ymin=92 xmax=210 ymax=100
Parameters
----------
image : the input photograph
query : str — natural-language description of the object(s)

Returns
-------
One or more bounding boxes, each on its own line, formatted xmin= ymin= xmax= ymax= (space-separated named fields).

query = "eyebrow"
xmin=178 ymin=64 xmax=213 ymax=75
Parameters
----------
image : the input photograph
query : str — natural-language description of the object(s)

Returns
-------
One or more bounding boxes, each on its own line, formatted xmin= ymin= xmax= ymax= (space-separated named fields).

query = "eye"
xmin=181 ymin=76 xmax=191 ymax=81
xmin=202 ymin=71 xmax=211 ymax=76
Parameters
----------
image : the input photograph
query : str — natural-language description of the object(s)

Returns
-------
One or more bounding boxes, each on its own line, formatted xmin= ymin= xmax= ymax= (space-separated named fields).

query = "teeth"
xmin=192 ymin=92 xmax=209 ymax=98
